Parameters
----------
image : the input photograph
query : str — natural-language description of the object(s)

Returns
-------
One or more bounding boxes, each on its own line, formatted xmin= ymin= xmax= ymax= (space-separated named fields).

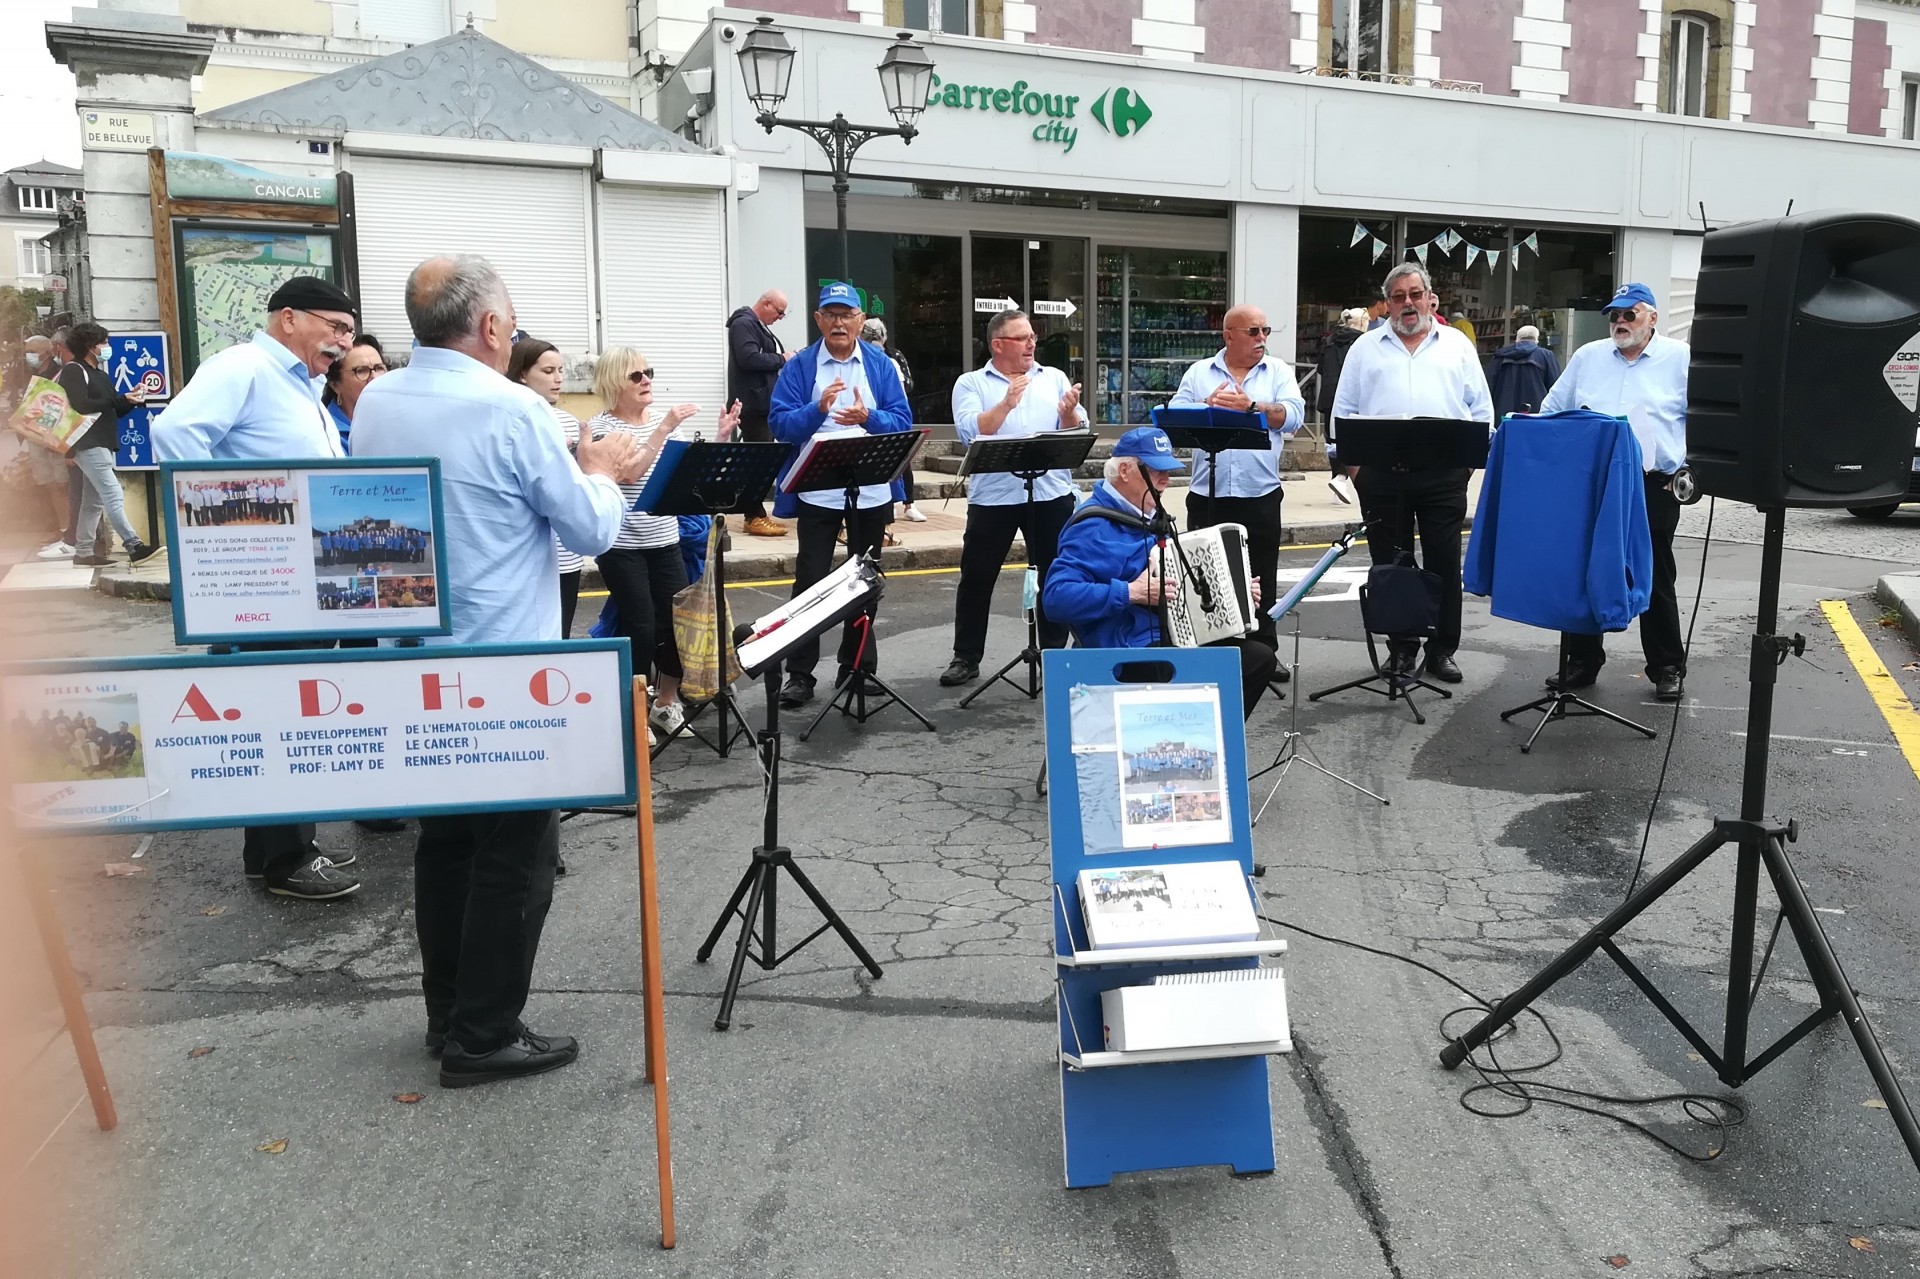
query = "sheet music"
xmin=735 ymin=555 xmax=880 ymax=673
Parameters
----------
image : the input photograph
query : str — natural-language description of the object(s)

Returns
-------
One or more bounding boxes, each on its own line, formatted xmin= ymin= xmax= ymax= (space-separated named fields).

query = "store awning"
xmin=197 ymin=25 xmax=703 ymax=154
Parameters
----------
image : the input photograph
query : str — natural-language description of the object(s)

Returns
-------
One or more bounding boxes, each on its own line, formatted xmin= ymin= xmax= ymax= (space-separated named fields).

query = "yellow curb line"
xmin=1820 ymin=598 xmax=1920 ymax=789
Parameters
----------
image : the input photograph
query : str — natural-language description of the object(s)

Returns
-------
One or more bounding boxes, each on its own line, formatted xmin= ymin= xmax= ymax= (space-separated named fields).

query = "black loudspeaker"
xmin=1688 ymin=211 xmax=1920 ymax=507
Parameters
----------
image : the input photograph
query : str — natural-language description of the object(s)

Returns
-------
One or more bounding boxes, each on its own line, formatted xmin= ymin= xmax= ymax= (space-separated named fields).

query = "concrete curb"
xmin=94 ymin=515 xmax=1465 ymax=601
xmin=1875 ymin=572 xmax=1920 ymax=651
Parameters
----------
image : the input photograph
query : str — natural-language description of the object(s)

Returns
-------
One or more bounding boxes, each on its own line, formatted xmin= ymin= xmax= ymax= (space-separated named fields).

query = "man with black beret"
xmin=152 ymin=275 xmax=364 ymax=901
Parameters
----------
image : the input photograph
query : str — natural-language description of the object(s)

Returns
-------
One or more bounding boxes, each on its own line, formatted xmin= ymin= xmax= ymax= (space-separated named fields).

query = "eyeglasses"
xmin=627 ymin=368 xmax=656 ymax=384
xmin=1604 ymin=308 xmax=1643 ymax=324
xmin=1236 ymin=326 xmax=1273 ymax=338
xmin=300 ymin=310 xmax=356 ymax=339
xmin=346 ymin=364 xmax=387 ymax=381
xmin=1387 ymin=290 xmax=1428 ymax=304
xmin=993 ymin=332 xmax=1037 ymax=344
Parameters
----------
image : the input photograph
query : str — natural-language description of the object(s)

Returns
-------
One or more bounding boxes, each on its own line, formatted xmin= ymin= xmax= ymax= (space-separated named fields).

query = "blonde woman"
xmin=588 ymin=347 xmax=740 ymax=741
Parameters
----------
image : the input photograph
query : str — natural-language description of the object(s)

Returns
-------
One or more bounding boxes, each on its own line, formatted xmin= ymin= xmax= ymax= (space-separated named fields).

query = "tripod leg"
xmin=714 ymin=861 xmax=773 ymax=1031
xmin=781 ymin=858 xmax=884 ymax=977
xmin=799 ymin=672 xmax=853 ymax=741
xmin=1440 ymin=826 xmax=1730 ymax=1069
xmin=696 ymin=860 xmax=762 ymax=962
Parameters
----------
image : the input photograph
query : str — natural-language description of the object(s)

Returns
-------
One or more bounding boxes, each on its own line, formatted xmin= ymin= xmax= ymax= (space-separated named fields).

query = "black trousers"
xmin=1184 ymin=488 xmax=1284 ymax=649
xmin=415 ymin=808 xmax=559 ymax=1054
xmin=1563 ymin=472 xmax=1686 ymax=676
xmin=1353 ymin=466 xmax=1470 ymax=657
xmin=740 ymin=412 xmax=774 ymax=520
xmin=559 ymin=569 xmax=581 ymax=639
xmin=598 ymin=545 xmax=687 ymax=683
xmin=951 ymin=494 xmax=1074 ymax=664
xmin=787 ymin=502 xmax=890 ymax=681
xmin=237 ymin=638 xmax=336 ymax=882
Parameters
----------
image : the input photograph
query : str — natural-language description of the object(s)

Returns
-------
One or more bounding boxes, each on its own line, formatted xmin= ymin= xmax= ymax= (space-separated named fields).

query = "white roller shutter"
xmin=597 ymin=185 xmax=727 ymax=413
xmin=350 ymin=155 xmax=592 ymax=351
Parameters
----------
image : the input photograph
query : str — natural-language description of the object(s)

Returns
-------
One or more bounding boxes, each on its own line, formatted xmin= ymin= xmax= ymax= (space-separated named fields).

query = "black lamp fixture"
xmin=735 ymin=16 xmax=936 ymax=279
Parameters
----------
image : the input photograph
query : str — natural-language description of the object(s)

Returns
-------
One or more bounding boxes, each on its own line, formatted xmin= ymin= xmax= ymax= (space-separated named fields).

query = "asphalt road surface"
xmin=8 ymin=502 xmax=1920 ymax=1278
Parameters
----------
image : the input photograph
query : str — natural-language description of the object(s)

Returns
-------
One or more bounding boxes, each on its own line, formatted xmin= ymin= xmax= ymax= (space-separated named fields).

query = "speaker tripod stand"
xmin=1439 ymin=507 xmax=1920 ymax=1172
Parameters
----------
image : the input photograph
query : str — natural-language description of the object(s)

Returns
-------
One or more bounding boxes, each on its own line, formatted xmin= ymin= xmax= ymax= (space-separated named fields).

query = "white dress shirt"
xmin=151 ymin=331 xmax=344 ymax=461
xmin=801 ymin=346 xmax=889 ymax=510
xmin=1540 ymin=333 xmax=1690 ymax=474
xmin=1330 ymin=322 xmax=1495 ymax=428
xmin=1167 ymin=349 xmax=1307 ymax=497
xmin=350 ymin=346 xmax=626 ymax=645
xmin=951 ymin=361 xmax=1086 ymax=506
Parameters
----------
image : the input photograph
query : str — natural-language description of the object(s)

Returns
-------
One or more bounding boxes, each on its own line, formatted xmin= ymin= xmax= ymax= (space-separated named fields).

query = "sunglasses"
xmin=1237 ymin=326 xmax=1273 ymax=338
xmin=1605 ymin=309 xmax=1642 ymax=324
xmin=627 ymin=368 xmax=656 ymax=384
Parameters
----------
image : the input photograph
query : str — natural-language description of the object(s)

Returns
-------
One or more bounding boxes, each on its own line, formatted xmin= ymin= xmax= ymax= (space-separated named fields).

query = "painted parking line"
xmin=1729 ymin=732 xmax=1883 ymax=750
xmin=1820 ymin=599 xmax=1920 ymax=789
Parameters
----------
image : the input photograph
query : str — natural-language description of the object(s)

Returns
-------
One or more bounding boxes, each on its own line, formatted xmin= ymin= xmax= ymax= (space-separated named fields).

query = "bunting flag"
xmin=1371 ymin=237 xmax=1389 ymax=262
xmin=1487 ymin=248 xmax=1502 ymax=270
xmin=1465 ymin=245 xmax=1481 ymax=270
xmin=1522 ymin=232 xmax=1540 ymax=256
xmin=1413 ymin=243 xmax=1429 ymax=266
xmin=1441 ymin=229 xmax=1459 ymax=252
xmin=1350 ymin=222 xmax=1369 ymax=248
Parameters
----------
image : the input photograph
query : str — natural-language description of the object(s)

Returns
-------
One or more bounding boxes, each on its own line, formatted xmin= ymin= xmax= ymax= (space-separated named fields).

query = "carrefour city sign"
xmin=923 ymin=74 xmax=1152 ymax=153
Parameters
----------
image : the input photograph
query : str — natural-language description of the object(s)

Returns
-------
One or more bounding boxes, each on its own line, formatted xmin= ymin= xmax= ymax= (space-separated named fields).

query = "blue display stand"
xmin=1042 ymin=646 xmax=1283 ymax=1188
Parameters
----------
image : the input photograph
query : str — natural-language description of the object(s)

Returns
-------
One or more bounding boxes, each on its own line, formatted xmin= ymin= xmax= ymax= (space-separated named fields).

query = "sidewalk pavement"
xmin=93 ymin=471 xmax=1488 ymax=601
xmin=1876 ymin=570 xmax=1920 ymax=649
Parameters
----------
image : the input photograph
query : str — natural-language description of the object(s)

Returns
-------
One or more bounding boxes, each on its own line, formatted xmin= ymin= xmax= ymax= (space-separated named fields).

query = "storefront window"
xmin=1405 ymin=218 xmax=1511 ymax=353
xmin=1094 ymin=246 xmax=1228 ymax=427
xmin=1508 ymin=228 xmax=1616 ymax=357
xmin=805 ymin=228 xmax=963 ymax=427
xmin=1298 ymin=214 xmax=1394 ymax=418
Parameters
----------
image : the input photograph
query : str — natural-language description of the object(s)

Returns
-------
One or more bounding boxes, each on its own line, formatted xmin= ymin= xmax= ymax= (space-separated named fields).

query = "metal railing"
xmin=1306 ymin=67 xmax=1483 ymax=93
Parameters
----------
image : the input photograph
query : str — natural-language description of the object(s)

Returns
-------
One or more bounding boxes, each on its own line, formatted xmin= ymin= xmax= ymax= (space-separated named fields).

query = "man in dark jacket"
xmin=726 ymin=289 xmax=792 ymax=536
xmin=1487 ymin=324 xmax=1562 ymax=422
xmin=1315 ymin=309 xmax=1368 ymax=421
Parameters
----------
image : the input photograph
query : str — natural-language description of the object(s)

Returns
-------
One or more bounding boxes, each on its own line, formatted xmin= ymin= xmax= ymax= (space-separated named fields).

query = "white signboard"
xmin=80 ymin=110 xmax=155 ymax=152
xmin=4 ymin=644 xmax=634 ymax=832
xmin=1882 ymin=329 xmax=1920 ymax=413
xmin=161 ymin=459 xmax=450 ymax=645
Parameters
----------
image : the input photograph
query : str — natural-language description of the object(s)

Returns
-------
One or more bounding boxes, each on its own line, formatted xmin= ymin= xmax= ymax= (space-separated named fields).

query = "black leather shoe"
xmin=938 ymin=658 xmax=979 ymax=687
xmin=1652 ymin=669 xmax=1685 ymax=701
xmin=439 ymin=1028 xmax=579 ymax=1088
xmin=354 ymin=818 xmax=406 ymax=834
xmin=1544 ymin=662 xmax=1600 ymax=692
xmin=1424 ymin=653 xmax=1463 ymax=684
xmin=778 ymin=675 xmax=815 ymax=709
xmin=1270 ymin=664 xmax=1290 ymax=684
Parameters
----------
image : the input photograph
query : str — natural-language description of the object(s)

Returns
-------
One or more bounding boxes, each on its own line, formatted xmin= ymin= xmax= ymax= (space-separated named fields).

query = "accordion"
xmin=1160 ymin=523 xmax=1257 ymax=647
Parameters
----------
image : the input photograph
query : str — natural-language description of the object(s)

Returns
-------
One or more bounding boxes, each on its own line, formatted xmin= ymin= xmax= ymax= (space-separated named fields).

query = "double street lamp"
xmin=736 ymin=16 xmax=936 ymax=281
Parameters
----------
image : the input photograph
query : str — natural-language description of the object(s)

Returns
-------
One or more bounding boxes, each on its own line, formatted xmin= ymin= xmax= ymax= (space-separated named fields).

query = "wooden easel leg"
xmin=19 ymin=842 xmax=116 ymax=1132
xmin=631 ymin=678 xmax=676 ymax=1248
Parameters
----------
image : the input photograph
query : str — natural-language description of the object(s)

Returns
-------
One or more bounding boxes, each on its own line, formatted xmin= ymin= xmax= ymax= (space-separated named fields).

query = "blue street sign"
xmin=118 ymin=405 xmax=160 ymax=470
xmin=107 ymin=331 xmax=172 ymax=401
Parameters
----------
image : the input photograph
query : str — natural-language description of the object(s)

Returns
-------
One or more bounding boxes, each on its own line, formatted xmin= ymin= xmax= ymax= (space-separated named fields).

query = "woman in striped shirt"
xmin=509 ymin=338 xmax=592 ymax=637
xmin=588 ymin=346 xmax=740 ymax=740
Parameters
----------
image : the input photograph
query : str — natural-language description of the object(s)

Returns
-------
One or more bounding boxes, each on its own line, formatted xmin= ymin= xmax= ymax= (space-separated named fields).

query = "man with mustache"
xmin=1330 ymin=262 xmax=1494 ymax=685
xmin=152 ymin=275 xmax=364 ymax=902
xmin=1538 ymin=283 xmax=1690 ymax=701
xmin=1168 ymin=302 xmax=1306 ymax=655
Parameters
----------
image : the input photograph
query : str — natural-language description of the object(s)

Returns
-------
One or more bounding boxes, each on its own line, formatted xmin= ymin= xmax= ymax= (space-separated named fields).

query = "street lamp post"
xmin=737 ymin=16 xmax=935 ymax=281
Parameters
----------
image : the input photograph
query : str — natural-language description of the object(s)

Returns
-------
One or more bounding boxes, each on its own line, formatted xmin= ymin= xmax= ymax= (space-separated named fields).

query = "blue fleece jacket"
xmin=1042 ymin=481 xmax=1163 ymax=649
xmin=1463 ymin=410 xmax=1652 ymax=635
xmin=767 ymin=338 xmax=913 ymax=520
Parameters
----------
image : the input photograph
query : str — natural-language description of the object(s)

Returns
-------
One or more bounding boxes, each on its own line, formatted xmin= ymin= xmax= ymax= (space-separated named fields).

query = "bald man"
xmin=1167 ymin=303 xmax=1306 ymax=652
xmin=726 ymin=288 xmax=795 ymax=535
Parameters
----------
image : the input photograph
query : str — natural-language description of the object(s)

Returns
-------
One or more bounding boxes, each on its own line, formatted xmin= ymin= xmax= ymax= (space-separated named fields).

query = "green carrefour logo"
xmin=924 ymin=74 xmax=1152 ymax=153
xmin=1091 ymin=87 xmax=1152 ymax=138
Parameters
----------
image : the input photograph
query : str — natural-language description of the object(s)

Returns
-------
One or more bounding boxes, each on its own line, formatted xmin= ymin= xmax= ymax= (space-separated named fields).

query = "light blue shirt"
xmin=349 ymin=346 xmax=625 ymax=645
xmin=1330 ymin=323 xmax=1494 ymax=427
xmin=151 ymin=331 xmax=344 ymax=461
xmin=798 ymin=345 xmax=892 ymax=509
xmin=952 ymin=361 xmax=1086 ymax=506
xmin=1167 ymin=349 xmax=1306 ymax=497
xmin=1540 ymin=333 xmax=1690 ymax=473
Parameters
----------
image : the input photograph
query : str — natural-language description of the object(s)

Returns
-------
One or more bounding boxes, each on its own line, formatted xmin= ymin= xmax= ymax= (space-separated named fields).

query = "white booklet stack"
xmin=1076 ymin=860 xmax=1258 ymax=950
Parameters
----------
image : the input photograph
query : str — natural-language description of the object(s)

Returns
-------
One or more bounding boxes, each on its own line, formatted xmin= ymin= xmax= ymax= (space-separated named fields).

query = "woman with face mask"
xmin=56 ymin=321 xmax=159 ymax=567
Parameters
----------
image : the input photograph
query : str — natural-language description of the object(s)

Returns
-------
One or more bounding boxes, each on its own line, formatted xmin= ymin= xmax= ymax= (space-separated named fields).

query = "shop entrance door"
xmin=971 ymin=235 xmax=1087 ymax=397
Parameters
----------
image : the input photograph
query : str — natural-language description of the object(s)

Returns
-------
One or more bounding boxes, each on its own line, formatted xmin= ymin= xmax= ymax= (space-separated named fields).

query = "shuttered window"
xmin=357 ymin=0 xmax=450 ymax=44
xmin=349 ymin=155 xmax=592 ymax=351
xmin=597 ymin=185 xmax=728 ymax=414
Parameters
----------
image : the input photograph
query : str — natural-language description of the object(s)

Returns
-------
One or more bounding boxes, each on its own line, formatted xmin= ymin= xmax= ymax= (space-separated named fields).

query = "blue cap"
xmin=817 ymin=281 xmax=862 ymax=310
xmin=1113 ymin=426 xmax=1185 ymax=472
xmin=1604 ymin=282 xmax=1658 ymax=312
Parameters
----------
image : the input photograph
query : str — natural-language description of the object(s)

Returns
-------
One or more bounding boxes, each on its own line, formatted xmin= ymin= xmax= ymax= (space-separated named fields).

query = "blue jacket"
xmin=767 ymin=338 xmax=913 ymax=519
xmin=1464 ymin=410 xmax=1652 ymax=635
xmin=1042 ymin=481 xmax=1162 ymax=649
xmin=1487 ymin=341 xmax=1562 ymax=423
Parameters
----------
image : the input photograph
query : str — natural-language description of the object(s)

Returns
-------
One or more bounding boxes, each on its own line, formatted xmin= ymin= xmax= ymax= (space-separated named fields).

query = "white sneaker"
xmin=648 ymin=726 xmax=658 ymax=748
xmin=901 ymin=504 xmax=927 ymax=523
xmin=649 ymin=701 xmax=686 ymax=738
xmin=36 ymin=541 xmax=75 ymax=559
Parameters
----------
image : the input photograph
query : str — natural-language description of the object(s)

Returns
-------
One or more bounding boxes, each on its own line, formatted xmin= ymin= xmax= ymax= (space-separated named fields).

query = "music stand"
xmin=698 ymin=559 xmax=888 ymax=1030
xmin=781 ymin=428 xmax=937 ymax=738
xmin=1250 ymin=529 xmax=1389 ymax=821
xmin=1309 ymin=416 xmax=1489 ymax=724
xmin=633 ymin=438 xmax=793 ymax=761
xmin=955 ymin=430 xmax=1098 ymax=708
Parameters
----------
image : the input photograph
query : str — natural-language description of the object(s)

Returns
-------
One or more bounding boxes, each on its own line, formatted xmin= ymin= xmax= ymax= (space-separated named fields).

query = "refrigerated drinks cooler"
xmin=1095 ymin=247 xmax=1230 ymax=427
